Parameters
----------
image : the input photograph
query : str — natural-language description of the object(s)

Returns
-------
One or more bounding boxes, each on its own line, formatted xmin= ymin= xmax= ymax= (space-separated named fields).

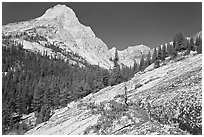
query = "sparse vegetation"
xmin=83 ymin=96 xmax=131 ymax=135
xmin=146 ymin=67 xmax=202 ymax=135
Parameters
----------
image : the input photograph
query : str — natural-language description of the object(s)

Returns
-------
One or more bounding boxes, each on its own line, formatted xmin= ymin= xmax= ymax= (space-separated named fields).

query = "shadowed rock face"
xmin=25 ymin=53 xmax=202 ymax=135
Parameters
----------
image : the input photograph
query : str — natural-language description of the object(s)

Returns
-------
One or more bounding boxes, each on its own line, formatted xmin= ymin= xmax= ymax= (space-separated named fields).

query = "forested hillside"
xmin=2 ymin=40 xmax=139 ymax=134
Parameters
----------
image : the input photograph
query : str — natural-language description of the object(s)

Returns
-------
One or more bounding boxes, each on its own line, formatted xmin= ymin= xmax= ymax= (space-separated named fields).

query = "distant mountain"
xmin=2 ymin=4 xmax=151 ymax=69
xmin=109 ymin=45 xmax=150 ymax=67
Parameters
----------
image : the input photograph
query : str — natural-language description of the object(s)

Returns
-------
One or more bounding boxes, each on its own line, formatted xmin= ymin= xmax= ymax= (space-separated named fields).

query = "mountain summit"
xmin=37 ymin=4 xmax=78 ymax=22
xmin=2 ymin=4 xmax=150 ymax=69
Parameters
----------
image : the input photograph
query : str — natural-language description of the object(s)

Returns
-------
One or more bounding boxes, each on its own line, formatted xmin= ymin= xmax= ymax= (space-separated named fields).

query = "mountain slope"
xmin=3 ymin=4 xmax=152 ymax=69
xmin=25 ymin=53 xmax=202 ymax=135
xmin=2 ymin=4 xmax=113 ymax=69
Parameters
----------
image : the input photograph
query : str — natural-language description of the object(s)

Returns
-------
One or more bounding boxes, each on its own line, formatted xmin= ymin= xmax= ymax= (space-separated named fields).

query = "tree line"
xmin=149 ymin=32 xmax=201 ymax=69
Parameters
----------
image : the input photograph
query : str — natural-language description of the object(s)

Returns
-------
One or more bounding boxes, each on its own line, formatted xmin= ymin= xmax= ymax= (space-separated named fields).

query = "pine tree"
xmin=33 ymin=78 xmax=45 ymax=111
xmin=190 ymin=37 xmax=195 ymax=51
xmin=151 ymin=48 xmax=157 ymax=64
xmin=161 ymin=45 xmax=166 ymax=61
xmin=2 ymin=105 xmax=14 ymax=133
xmin=133 ymin=60 xmax=138 ymax=73
xmin=182 ymin=39 xmax=188 ymax=51
xmin=184 ymin=40 xmax=191 ymax=56
xmin=173 ymin=32 xmax=185 ymax=52
xmin=166 ymin=43 xmax=172 ymax=57
xmin=100 ymin=70 xmax=109 ymax=87
xmin=146 ymin=51 xmax=151 ymax=66
xmin=171 ymin=45 xmax=178 ymax=59
xmin=36 ymin=104 xmax=50 ymax=125
xmin=195 ymin=36 xmax=202 ymax=54
xmin=108 ymin=70 xmax=124 ymax=86
xmin=139 ymin=54 xmax=145 ymax=71
xmin=113 ymin=49 xmax=120 ymax=71
xmin=157 ymin=46 xmax=162 ymax=60
xmin=113 ymin=49 xmax=119 ymax=66
xmin=154 ymin=57 xmax=160 ymax=68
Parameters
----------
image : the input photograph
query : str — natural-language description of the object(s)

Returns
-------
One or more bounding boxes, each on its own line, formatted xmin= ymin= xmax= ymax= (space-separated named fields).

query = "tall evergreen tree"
xmin=161 ymin=45 xmax=166 ymax=61
xmin=108 ymin=70 xmax=124 ymax=86
xmin=157 ymin=46 xmax=162 ymax=60
xmin=133 ymin=60 xmax=138 ymax=73
xmin=113 ymin=49 xmax=119 ymax=65
xmin=139 ymin=54 xmax=145 ymax=71
xmin=184 ymin=40 xmax=191 ymax=56
xmin=154 ymin=57 xmax=160 ymax=68
xmin=190 ymin=37 xmax=195 ymax=51
xmin=113 ymin=49 xmax=120 ymax=71
xmin=151 ymin=48 xmax=157 ymax=64
xmin=33 ymin=78 xmax=45 ymax=111
xmin=182 ymin=39 xmax=188 ymax=50
xmin=195 ymin=36 xmax=202 ymax=54
xmin=146 ymin=51 xmax=151 ymax=67
xmin=173 ymin=32 xmax=185 ymax=52
xmin=166 ymin=43 xmax=172 ymax=57
xmin=171 ymin=45 xmax=178 ymax=59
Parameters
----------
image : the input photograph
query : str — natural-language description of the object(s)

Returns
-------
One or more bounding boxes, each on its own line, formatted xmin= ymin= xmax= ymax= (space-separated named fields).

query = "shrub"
xmin=183 ymin=50 xmax=190 ymax=56
xmin=84 ymin=98 xmax=129 ymax=134
xmin=154 ymin=59 xmax=160 ymax=68
xmin=175 ymin=56 xmax=185 ymax=62
xmin=135 ymin=83 xmax=143 ymax=89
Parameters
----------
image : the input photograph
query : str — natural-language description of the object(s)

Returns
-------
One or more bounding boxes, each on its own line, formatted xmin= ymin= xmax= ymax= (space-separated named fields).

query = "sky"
xmin=2 ymin=2 xmax=202 ymax=50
